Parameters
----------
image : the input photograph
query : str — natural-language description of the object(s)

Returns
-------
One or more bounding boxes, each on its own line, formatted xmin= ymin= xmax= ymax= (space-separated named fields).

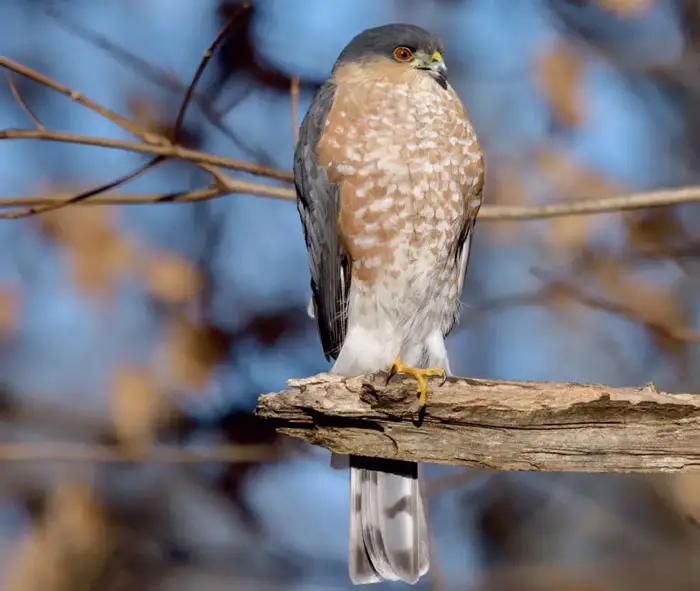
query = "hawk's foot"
xmin=386 ymin=356 xmax=446 ymax=407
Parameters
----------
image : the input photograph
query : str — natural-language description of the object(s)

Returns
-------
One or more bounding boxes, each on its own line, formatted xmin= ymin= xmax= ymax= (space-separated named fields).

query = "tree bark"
xmin=254 ymin=372 xmax=700 ymax=472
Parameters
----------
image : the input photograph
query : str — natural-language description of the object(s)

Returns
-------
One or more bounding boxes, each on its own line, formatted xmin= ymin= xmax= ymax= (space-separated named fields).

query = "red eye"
xmin=393 ymin=46 xmax=414 ymax=62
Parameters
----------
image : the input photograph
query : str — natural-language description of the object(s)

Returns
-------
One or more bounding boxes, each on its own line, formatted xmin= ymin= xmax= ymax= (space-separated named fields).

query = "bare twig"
xmin=4 ymin=54 xmax=700 ymax=219
xmin=0 ymin=442 xmax=301 ymax=463
xmin=425 ymin=469 xmax=493 ymax=495
xmin=99 ymin=1 xmax=252 ymax=212
xmin=0 ymin=129 xmax=293 ymax=181
xmin=6 ymin=52 xmax=168 ymax=217
xmin=483 ymin=185 xmax=700 ymax=219
xmin=0 ymin=188 xmax=222 ymax=208
xmin=256 ymin=372 xmax=700 ymax=472
xmin=548 ymin=279 xmax=700 ymax=343
xmin=172 ymin=1 xmax=250 ymax=142
xmin=4 ymin=159 xmax=168 ymax=219
xmin=0 ymin=56 xmax=293 ymax=181
xmin=3 ymin=172 xmax=700 ymax=222
xmin=45 ymin=4 xmax=266 ymax=158
xmin=0 ymin=50 xmax=290 ymax=218
xmin=463 ymin=272 xmax=700 ymax=345
xmin=6 ymin=72 xmax=44 ymax=130
xmin=290 ymin=76 xmax=300 ymax=145
xmin=4 ymin=70 xmax=156 ymax=218
xmin=1 ymin=56 xmax=163 ymax=144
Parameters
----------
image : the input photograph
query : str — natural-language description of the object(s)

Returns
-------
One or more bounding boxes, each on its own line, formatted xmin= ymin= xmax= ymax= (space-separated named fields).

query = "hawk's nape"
xmin=293 ymin=23 xmax=484 ymax=585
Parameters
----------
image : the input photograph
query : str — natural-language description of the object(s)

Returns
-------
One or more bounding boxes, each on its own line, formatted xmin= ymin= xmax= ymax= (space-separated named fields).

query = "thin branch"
xmin=45 ymin=4 xmax=267 ymax=159
xmin=0 ymin=51 xmax=291 ymax=219
xmin=172 ymin=1 xmax=251 ymax=142
xmin=256 ymin=372 xmax=700 ymax=472
xmin=0 ymin=57 xmax=293 ymax=189
xmin=0 ymin=56 xmax=164 ymax=144
xmin=0 ymin=188 xmax=223 ymax=208
xmin=5 ymin=66 xmax=177 ymax=219
xmin=483 ymin=186 xmax=700 ymax=219
xmin=4 ymin=70 xmax=142 ymax=218
xmin=4 ymin=55 xmax=700 ymax=219
xmin=5 ymin=138 xmax=165 ymax=218
xmin=461 ymin=287 xmax=551 ymax=322
xmin=157 ymin=2 xmax=253 ymax=208
xmin=6 ymin=72 xmax=44 ymax=130
xmin=3 ymin=165 xmax=700 ymax=221
xmin=635 ymin=241 xmax=700 ymax=261
xmin=0 ymin=128 xmax=293 ymax=181
xmin=549 ymin=279 xmax=700 ymax=343
xmin=425 ymin=469 xmax=492 ymax=495
xmin=0 ymin=442 xmax=301 ymax=463
xmin=290 ymin=76 xmax=300 ymax=145
xmin=4 ymin=55 xmax=172 ymax=218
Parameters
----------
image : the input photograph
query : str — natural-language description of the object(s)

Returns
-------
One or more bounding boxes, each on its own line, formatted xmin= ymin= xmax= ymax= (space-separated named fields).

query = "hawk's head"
xmin=335 ymin=24 xmax=448 ymax=89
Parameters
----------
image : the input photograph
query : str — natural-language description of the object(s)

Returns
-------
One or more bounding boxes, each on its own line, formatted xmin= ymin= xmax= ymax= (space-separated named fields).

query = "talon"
xmin=386 ymin=362 xmax=399 ymax=385
xmin=416 ymin=374 xmax=427 ymax=407
xmin=386 ymin=356 xmax=446 ymax=409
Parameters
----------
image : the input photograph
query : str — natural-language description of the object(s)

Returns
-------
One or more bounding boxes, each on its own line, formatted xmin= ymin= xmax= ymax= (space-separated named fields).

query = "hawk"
xmin=293 ymin=24 xmax=484 ymax=585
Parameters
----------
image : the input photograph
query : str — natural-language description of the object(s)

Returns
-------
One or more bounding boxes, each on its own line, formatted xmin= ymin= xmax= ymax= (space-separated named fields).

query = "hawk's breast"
xmin=317 ymin=62 xmax=483 ymax=286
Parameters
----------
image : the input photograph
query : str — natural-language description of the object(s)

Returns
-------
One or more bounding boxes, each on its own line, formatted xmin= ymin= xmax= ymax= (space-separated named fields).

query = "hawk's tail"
xmin=347 ymin=455 xmax=429 ymax=585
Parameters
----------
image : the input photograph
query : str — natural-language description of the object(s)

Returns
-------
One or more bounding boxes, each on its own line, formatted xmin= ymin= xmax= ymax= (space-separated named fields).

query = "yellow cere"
xmin=431 ymin=50 xmax=443 ymax=62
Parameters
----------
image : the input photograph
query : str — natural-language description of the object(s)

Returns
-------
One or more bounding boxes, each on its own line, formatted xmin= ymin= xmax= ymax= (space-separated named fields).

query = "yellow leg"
xmin=387 ymin=356 xmax=446 ymax=407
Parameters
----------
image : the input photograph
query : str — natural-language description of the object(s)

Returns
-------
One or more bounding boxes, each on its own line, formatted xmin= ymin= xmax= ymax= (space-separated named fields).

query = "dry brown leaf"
xmin=127 ymin=94 xmax=173 ymax=137
xmin=544 ymin=280 xmax=585 ymax=327
xmin=664 ymin=474 xmax=700 ymax=527
xmin=537 ymin=150 xmax=617 ymax=198
xmin=4 ymin=480 xmax=111 ymax=591
xmin=162 ymin=313 xmax=230 ymax=391
xmin=140 ymin=249 xmax=200 ymax=304
xmin=587 ymin=257 xmax=695 ymax=371
xmin=110 ymin=365 xmax=166 ymax=448
xmin=38 ymin=207 xmax=134 ymax=298
xmin=537 ymin=150 xmax=619 ymax=253
xmin=488 ymin=169 xmax=526 ymax=243
xmin=550 ymin=216 xmax=594 ymax=255
xmin=595 ymin=0 xmax=655 ymax=18
xmin=0 ymin=286 xmax=20 ymax=338
xmin=593 ymin=258 xmax=685 ymax=329
xmin=534 ymin=39 xmax=584 ymax=128
xmin=626 ymin=209 xmax=684 ymax=252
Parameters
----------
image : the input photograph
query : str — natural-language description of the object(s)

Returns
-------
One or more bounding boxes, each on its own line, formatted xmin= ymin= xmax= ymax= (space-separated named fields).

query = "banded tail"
xmin=345 ymin=455 xmax=429 ymax=584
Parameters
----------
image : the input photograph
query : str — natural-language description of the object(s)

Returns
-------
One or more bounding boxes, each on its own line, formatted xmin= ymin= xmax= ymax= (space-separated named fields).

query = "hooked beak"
xmin=419 ymin=50 xmax=448 ymax=89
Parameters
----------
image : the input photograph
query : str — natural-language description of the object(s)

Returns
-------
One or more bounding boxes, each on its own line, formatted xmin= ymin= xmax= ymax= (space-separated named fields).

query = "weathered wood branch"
xmin=255 ymin=372 xmax=700 ymax=472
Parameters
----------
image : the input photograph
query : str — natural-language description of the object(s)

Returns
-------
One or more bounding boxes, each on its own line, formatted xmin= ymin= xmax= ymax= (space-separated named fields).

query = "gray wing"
xmin=444 ymin=172 xmax=484 ymax=338
xmin=293 ymin=81 xmax=351 ymax=361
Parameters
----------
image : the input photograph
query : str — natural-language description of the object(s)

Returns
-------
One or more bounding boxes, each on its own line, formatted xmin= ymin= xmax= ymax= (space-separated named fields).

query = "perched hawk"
xmin=294 ymin=24 xmax=484 ymax=585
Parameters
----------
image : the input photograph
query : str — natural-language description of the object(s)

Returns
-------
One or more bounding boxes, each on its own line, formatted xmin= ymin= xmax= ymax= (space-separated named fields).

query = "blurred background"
xmin=2 ymin=0 xmax=700 ymax=589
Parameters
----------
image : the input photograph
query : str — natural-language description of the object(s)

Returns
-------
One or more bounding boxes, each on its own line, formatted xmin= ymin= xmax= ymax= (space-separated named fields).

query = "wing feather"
xmin=444 ymin=167 xmax=484 ymax=338
xmin=293 ymin=82 xmax=351 ymax=360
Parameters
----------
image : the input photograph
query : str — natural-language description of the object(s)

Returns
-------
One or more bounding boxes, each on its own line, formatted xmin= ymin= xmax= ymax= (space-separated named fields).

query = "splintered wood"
xmin=255 ymin=372 xmax=700 ymax=472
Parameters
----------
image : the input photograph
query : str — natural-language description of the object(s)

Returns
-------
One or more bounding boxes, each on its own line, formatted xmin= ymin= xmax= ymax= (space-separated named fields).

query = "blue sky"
xmin=0 ymin=1 xmax=690 ymax=588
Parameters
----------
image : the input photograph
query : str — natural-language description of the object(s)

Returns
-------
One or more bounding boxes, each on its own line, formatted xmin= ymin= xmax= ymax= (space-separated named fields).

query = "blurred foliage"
xmin=1 ymin=0 xmax=700 ymax=590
